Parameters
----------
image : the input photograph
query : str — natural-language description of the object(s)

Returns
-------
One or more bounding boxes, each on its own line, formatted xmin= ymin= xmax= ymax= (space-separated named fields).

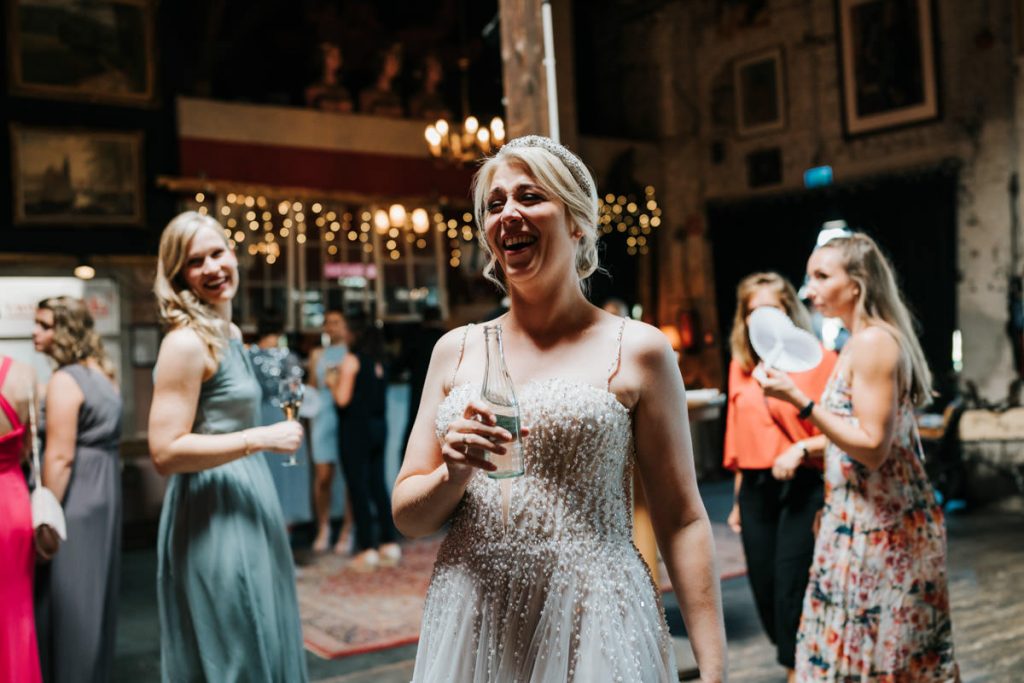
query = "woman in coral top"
xmin=724 ymin=272 xmax=836 ymax=683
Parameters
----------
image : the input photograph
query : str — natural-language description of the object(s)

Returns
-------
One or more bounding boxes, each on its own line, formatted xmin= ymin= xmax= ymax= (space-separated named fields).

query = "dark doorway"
xmin=707 ymin=165 xmax=959 ymax=403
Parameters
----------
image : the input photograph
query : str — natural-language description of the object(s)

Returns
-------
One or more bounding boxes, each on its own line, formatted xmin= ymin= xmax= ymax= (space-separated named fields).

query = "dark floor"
xmin=112 ymin=483 xmax=1024 ymax=682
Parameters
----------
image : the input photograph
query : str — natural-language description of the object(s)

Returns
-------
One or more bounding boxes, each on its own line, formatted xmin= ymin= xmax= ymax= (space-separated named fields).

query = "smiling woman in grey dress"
xmin=32 ymin=296 xmax=123 ymax=683
xmin=148 ymin=212 xmax=308 ymax=682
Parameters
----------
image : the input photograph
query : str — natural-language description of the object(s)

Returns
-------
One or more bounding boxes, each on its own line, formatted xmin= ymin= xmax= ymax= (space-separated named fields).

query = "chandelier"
xmin=424 ymin=116 xmax=506 ymax=163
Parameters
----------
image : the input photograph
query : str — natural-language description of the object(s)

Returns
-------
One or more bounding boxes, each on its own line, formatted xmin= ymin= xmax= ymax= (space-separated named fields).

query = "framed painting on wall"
xmin=11 ymin=125 xmax=144 ymax=226
xmin=7 ymin=0 xmax=156 ymax=106
xmin=836 ymin=0 xmax=939 ymax=136
xmin=734 ymin=47 xmax=786 ymax=137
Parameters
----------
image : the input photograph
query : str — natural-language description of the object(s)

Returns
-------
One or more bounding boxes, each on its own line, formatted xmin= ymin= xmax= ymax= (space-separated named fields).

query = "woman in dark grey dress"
xmin=32 ymin=296 xmax=123 ymax=683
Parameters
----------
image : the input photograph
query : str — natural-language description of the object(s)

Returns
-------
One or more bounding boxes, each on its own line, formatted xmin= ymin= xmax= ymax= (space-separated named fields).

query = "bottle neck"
xmin=482 ymin=326 xmax=516 ymax=406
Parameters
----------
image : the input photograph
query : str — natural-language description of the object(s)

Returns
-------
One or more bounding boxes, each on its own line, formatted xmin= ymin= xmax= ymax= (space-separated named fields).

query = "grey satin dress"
xmin=156 ymin=339 xmax=308 ymax=682
xmin=35 ymin=364 xmax=123 ymax=683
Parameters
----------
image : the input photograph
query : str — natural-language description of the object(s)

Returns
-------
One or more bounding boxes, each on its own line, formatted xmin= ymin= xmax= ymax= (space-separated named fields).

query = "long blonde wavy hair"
xmin=820 ymin=233 xmax=933 ymax=407
xmin=38 ymin=296 xmax=116 ymax=378
xmin=154 ymin=211 xmax=232 ymax=363
xmin=472 ymin=140 xmax=601 ymax=293
xmin=729 ymin=272 xmax=814 ymax=374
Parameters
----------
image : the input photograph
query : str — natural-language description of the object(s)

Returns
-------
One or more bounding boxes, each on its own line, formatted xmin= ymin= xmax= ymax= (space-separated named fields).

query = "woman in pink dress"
xmin=761 ymin=233 xmax=959 ymax=681
xmin=0 ymin=355 xmax=42 ymax=683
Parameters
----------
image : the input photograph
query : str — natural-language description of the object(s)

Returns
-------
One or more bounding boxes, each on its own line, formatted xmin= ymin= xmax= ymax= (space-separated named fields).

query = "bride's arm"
xmin=393 ymin=328 xmax=492 ymax=537
xmin=629 ymin=324 xmax=727 ymax=683
xmin=395 ymin=326 xmax=530 ymax=538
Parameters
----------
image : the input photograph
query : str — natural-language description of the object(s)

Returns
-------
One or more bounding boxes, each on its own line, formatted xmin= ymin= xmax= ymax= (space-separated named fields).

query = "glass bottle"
xmin=481 ymin=325 xmax=525 ymax=479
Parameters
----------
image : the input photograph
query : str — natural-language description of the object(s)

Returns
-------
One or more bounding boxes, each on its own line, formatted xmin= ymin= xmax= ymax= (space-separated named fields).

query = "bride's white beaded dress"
xmin=411 ymin=321 xmax=677 ymax=682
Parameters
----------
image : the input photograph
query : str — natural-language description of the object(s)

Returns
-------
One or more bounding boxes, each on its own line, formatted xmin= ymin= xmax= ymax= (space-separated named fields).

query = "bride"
xmin=393 ymin=136 xmax=726 ymax=682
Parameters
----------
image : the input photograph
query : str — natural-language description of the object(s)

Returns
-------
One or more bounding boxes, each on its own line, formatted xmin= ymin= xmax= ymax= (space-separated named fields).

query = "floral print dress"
xmin=796 ymin=369 xmax=959 ymax=682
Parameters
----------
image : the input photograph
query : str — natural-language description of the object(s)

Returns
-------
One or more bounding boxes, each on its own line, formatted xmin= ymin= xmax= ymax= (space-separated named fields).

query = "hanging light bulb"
xmin=490 ymin=117 xmax=505 ymax=143
xmin=73 ymin=261 xmax=95 ymax=280
xmin=373 ymin=209 xmax=390 ymax=234
xmin=425 ymin=126 xmax=442 ymax=156
xmin=388 ymin=204 xmax=407 ymax=228
xmin=412 ymin=208 xmax=430 ymax=234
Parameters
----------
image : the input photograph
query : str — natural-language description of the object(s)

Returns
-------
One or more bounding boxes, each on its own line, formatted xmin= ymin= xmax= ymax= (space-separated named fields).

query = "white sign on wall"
xmin=0 ymin=338 xmax=122 ymax=387
xmin=0 ymin=277 xmax=120 ymax=337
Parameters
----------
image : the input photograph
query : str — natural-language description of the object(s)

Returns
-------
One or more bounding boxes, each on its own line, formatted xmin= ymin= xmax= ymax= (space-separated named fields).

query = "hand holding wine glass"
xmin=278 ymin=375 xmax=305 ymax=467
xmin=253 ymin=421 xmax=304 ymax=454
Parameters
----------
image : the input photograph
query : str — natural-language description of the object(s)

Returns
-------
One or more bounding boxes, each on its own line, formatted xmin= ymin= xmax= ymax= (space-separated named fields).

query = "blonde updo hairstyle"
xmin=154 ymin=211 xmax=232 ymax=363
xmin=820 ymin=233 xmax=933 ymax=407
xmin=472 ymin=140 xmax=601 ymax=292
xmin=37 ymin=296 xmax=115 ymax=379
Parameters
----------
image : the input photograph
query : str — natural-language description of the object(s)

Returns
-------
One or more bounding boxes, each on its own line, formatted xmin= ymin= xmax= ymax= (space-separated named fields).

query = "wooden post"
xmin=498 ymin=0 xmax=550 ymax=138
xmin=497 ymin=0 xmax=580 ymax=148
xmin=498 ymin=0 xmax=657 ymax=582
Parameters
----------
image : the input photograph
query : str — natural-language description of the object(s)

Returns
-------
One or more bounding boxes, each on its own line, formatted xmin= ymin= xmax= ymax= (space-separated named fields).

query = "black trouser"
xmin=738 ymin=467 xmax=823 ymax=668
xmin=339 ymin=416 xmax=398 ymax=552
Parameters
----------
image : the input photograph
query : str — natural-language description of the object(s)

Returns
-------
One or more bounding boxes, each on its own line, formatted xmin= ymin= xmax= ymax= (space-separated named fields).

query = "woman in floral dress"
xmin=761 ymin=232 xmax=959 ymax=682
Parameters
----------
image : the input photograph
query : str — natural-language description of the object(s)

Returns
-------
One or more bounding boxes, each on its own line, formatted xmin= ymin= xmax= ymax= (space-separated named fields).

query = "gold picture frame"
xmin=11 ymin=125 xmax=145 ymax=226
xmin=836 ymin=0 xmax=939 ymax=136
xmin=734 ymin=46 xmax=787 ymax=137
xmin=8 ymin=0 xmax=156 ymax=106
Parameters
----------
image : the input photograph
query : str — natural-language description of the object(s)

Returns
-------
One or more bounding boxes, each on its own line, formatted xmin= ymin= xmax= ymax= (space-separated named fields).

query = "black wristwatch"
xmin=797 ymin=399 xmax=815 ymax=420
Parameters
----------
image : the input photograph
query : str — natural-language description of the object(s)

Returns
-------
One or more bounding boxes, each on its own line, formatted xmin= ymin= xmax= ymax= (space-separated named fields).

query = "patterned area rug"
xmin=299 ymin=523 xmax=745 ymax=659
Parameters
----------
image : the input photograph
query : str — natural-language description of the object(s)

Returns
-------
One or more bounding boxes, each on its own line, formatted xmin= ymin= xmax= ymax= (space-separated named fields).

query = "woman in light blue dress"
xmin=148 ymin=212 xmax=308 ymax=682
xmin=308 ymin=309 xmax=349 ymax=552
xmin=250 ymin=317 xmax=313 ymax=527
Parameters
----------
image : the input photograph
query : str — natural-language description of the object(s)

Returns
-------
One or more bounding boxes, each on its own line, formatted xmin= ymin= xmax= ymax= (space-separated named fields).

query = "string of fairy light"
xmin=597 ymin=185 xmax=661 ymax=256
xmin=187 ymin=184 xmax=660 ymax=267
xmin=189 ymin=191 xmax=477 ymax=267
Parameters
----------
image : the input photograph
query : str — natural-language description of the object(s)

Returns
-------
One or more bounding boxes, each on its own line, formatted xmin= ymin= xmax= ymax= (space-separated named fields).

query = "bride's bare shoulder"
xmin=430 ymin=324 xmax=477 ymax=364
xmin=619 ymin=319 xmax=673 ymax=356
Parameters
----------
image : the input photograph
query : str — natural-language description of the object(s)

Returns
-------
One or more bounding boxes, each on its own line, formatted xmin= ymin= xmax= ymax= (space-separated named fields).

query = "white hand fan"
xmin=748 ymin=306 xmax=822 ymax=376
xmin=28 ymin=384 xmax=67 ymax=541
xmin=32 ymin=488 xmax=67 ymax=540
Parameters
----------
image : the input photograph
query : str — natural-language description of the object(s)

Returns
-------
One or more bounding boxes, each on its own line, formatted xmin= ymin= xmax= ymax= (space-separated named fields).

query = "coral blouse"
xmin=723 ymin=349 xmax=837 ymax=471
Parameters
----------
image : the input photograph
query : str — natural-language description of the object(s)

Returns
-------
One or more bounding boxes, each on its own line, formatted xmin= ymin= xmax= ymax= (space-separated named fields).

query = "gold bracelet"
xmin=241 ymin=429 xmax=254 ymax=456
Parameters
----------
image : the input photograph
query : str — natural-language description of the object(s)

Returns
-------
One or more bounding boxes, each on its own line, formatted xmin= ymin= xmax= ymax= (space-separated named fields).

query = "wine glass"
xmin=278 ymin=375 xmax=305 ymax=467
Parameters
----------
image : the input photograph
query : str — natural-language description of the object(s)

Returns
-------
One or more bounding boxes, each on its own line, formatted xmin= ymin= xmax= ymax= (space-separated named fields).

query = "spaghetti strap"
xmin=450 ymin=323 xmax=475 ymax=388
xmin=607 ymin=317 xmax=628 ymax=390
xmin=0 ymin=356 xmax=21 ymax=428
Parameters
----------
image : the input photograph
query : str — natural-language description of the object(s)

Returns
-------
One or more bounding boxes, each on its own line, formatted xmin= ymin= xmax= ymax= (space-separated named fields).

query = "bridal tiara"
xmin=503 ymin=135 xmax=595 ymax=198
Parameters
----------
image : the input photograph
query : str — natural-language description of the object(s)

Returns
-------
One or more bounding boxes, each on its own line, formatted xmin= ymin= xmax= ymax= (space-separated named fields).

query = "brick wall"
xmin=642 ymin=0 xmax=1022 ymax=399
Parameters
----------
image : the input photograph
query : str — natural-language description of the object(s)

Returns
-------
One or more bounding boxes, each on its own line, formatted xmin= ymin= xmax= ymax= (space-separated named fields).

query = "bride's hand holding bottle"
xmin=441 ymin=399 xmax=528 ymax=483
